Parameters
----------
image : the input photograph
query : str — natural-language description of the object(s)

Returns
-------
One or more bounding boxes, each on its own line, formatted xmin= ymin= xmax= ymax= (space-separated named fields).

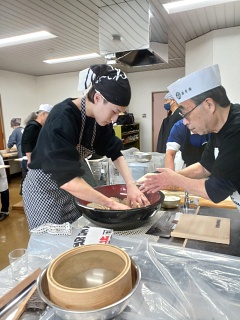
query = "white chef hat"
xmin=167 ymin=64 xmax=221 ymax=103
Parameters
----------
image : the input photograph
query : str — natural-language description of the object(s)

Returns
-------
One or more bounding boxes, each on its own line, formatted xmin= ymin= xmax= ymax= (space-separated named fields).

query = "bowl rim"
xmin=37 ymin=258 xmax=141 ymax=314
xmin=47 ymin=244 xmax=131 ymax=292
xmin=163 ymin=195 xmax=181 ymax=202
xmin=74 ymin=184 xmax=164 ymax=213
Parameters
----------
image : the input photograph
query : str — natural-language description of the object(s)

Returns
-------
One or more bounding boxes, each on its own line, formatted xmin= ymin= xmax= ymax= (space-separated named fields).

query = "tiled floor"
xmin=0 ymin=175 xmax=29 ymax=271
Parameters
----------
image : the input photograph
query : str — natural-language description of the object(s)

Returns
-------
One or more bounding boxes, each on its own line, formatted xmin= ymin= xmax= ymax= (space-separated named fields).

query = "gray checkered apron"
xmin=23 ymin=97 xmax=97 ymax=230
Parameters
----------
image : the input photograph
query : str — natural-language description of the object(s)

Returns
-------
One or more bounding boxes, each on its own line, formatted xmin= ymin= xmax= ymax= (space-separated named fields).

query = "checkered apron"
xmin=23 ymin=97 xmax=96 ymax=230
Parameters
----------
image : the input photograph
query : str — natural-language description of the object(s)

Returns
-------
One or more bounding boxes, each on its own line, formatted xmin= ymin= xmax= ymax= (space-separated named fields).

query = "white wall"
xmin=36 ymin=71 xmax=79 ymax=106
xmin=0 ymin=70 xmax=37 ymax=145
xmin=186 ymin=32 xmax=213 ymax=75
xmin=213 ymin=26 xmax=240 ymax=103
xmin=186 ymin=26 xmax=240 ymax=103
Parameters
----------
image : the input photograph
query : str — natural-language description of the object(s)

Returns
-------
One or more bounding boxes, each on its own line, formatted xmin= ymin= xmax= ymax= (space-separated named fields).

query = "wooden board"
xmin=171 ymin=214 xmax=230 ymax=244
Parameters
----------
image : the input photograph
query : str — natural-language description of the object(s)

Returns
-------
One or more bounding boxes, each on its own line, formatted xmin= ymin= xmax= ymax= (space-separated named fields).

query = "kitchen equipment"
xmin=162 ymin=195 xmax=181 ymax=209
xmin=74 ymin=184 xmax=164 ymax=230
xmin=0 ymin=268 xmax=41 ymax=310
xmin=37 ymin=257 xmax=141 ymax=320
xmin=12 ymin=284 xmax=37 ymax=320
xmin=109 ymin=160 xmax=155 ymax=184
xmin=133 ymin=152 xmax=152 ymax=162
xmin=171 ymin=214 xmax=230 ymax=244
xmin=146 ymin=212 xmax=174 ymax=238
xmin=46 ymin=244 xmax=132 ymax=310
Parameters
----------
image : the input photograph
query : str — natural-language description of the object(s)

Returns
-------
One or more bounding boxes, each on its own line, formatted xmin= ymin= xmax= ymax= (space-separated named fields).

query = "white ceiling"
xmin=0 ymin=0 xmax=240 ymax=76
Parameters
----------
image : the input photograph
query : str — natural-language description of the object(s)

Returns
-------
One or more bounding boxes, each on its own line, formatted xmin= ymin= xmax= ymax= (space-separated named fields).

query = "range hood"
xmin=99 ymin=0 xmax=168 ymax=67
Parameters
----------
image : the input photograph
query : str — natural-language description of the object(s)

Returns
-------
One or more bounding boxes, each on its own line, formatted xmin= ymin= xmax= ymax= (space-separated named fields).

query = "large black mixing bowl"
xmin=74 ymin=184 xmax=164 ymax=230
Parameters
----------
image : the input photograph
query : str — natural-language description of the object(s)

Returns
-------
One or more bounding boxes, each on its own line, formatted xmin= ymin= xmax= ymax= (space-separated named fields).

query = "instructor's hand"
xmin=138 ymin=168 xmax=177 ymax=193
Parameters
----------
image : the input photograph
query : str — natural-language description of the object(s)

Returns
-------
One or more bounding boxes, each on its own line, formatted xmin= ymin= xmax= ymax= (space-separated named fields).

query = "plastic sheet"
xmin=1 ymin=230 xmax=240 ymax=319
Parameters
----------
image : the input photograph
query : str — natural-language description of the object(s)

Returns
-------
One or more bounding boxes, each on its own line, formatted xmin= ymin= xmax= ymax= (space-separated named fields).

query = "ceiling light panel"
xmin=163 ymin=0 xmax=240 ymax=14
xmin=44 ymin=53 xmax=101 ymax=64
xmin=0 ymin=31 xmax=56 ymax=48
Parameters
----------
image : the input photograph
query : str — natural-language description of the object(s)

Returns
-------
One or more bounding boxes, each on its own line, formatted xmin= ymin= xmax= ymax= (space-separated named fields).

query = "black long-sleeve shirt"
xmin=21 ymin=120 xmax=42 ymax=156
xmin=29 ymin=98 xmax=123 ymax=186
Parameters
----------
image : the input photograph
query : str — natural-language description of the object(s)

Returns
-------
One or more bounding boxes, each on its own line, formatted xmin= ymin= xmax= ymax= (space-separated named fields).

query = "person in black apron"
xmin=21 ymin=104 xmax=53 ymax=193
xmin=156 ymin=92 xmax=182 ymax=153
xmin=181 ymin=130 xmax=209 ymax=167
xmin=22 ymin=64 xmax=149 ymax=230
xmin=139 ymin=65 xmax=240 ymax=212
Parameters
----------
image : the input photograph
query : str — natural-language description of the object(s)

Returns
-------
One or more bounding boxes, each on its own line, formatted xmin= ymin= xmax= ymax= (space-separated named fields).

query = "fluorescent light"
xmin=163 ymin=0 xmax=239 ymax=14
xmin=44 ymin=53 xmax=101 ymax=64
xmin=0 ymin=31 xmax=56 ymax=48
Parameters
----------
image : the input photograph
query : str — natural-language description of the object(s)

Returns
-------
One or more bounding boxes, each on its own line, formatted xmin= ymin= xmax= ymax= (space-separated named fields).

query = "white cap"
xmin=167 ymin=64 xmax=221 ymax=103
xmin=164 ymin=92 xmax=174 ymax=100
xmin=77 ymin=68 xmax=94 ymax=92
xmin=38 ymin=104 xmax=53 ymax=113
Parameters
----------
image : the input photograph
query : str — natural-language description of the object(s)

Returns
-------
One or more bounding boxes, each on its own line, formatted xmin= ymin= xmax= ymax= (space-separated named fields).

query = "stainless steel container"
xmin=37 ymin=259 xmax=141 ymax=320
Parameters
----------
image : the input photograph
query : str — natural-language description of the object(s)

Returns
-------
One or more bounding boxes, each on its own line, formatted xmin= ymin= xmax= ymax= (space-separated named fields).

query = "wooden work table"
xmin=1 ymin=152 xmax=18 ymax=159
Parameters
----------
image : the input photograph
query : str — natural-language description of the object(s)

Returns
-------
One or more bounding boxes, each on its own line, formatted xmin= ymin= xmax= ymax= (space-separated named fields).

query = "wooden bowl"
xmin=47 ymin=244 xmax=132 ymax=310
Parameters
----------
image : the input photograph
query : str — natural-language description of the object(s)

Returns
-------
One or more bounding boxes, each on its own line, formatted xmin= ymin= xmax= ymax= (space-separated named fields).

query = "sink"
xmin=178 ymin=206 xmax=199 ymax=214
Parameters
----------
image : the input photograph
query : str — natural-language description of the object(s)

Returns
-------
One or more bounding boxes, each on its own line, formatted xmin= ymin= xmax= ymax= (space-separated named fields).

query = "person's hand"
xmin=138 ymin=168 xmax=178 ymax=193
xmin=109 ymin=201 xmax=131 ymax=210
xmin=126 ymin=183 xmax=150 ymax=208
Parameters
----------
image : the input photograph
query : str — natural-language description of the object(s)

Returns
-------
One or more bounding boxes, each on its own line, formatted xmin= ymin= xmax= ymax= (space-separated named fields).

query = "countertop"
xmin=162 ymin=189 xmax=236 ymax=209
xmin=158 ymin=206 xmax=240 ymax=257
xmin=1 ymin=211 xmax=240 ymax=319
xmin=2 ymin=230 xmax=240 ymax=320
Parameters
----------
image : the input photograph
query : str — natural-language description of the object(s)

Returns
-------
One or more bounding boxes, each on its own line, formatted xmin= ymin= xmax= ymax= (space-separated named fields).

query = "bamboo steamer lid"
xmin=47 ymin=244 xmax=132 ymax=310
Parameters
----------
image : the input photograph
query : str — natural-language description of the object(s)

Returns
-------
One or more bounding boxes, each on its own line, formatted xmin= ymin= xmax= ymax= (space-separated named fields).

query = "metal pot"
xmin=74 ymin=184 xmax=164 ymax=230
xmin=37 ymin=259 xmax=141 ymax=320
xmin=134 ymin=152 xmax=152 ymax=162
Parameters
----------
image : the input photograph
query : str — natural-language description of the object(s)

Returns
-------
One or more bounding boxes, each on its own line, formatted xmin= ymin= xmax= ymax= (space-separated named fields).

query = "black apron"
xmin=156 ymin=108 xmax=182 ymax=153
xmin=182 ymin=130 xmax=209 ymax=167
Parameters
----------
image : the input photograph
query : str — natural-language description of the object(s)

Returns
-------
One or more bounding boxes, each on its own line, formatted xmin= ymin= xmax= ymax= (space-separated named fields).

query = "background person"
xmin=6 ymin=118 xmax=24 ymax=158
xmin=22 ymin=64 xmax=149 ymax=230
xmin=156 ymin=92 xmax=182 ymax=153
xmin=139 ymin=64 xmax=240 ymax=211
xmin=165 ymin=119 xmax=209 ymax=170
xmin=0 ymin=154 xmax=9 ymax=221
xmin=21 ymin=104 xmax=53 ymax=177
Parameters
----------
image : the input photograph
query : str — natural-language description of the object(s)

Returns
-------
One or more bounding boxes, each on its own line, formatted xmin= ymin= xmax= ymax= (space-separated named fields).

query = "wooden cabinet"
xmin=113 ymin=123 xmax=140 ymax=150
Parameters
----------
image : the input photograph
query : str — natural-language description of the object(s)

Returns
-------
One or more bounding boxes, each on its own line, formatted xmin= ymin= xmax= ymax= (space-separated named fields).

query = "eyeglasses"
xmin=179 ymin=101 xmax=203 ymax=120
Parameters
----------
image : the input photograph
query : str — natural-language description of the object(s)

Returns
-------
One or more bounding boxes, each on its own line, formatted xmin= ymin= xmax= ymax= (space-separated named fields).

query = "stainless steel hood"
xmin=99 ymin=0 xmax=168 ymax=67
